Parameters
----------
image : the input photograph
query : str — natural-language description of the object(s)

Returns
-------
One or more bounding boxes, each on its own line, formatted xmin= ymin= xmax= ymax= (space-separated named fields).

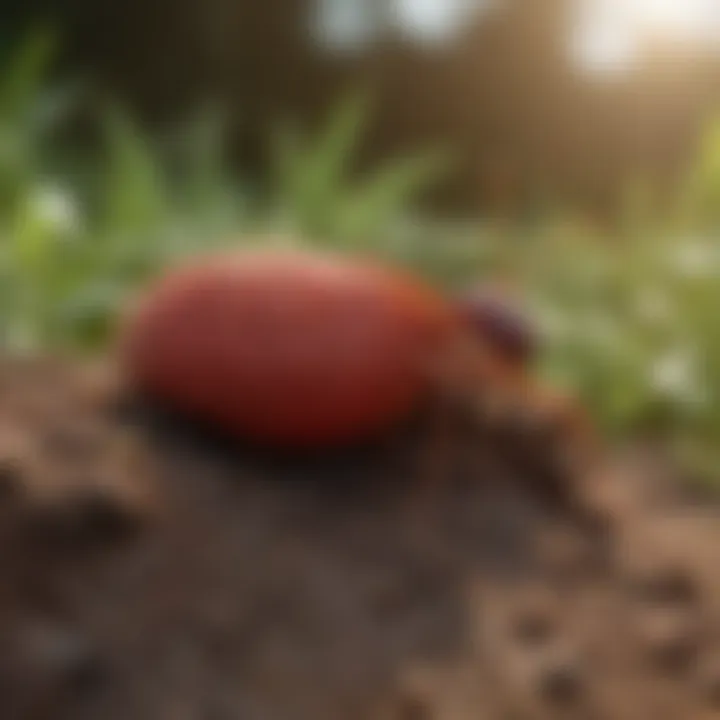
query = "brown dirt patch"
xmin=0 ymin=356 xmax=719 ymax=719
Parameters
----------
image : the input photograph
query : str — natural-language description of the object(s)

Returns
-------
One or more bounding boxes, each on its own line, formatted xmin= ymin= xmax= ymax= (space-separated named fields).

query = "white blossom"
xmin=650 ymin=348 xmax=704 ymax=405
xmin=29 ymin=184 xmax=81 ymax=236
xmin=670 ymin=239 xmax=718 ymax=278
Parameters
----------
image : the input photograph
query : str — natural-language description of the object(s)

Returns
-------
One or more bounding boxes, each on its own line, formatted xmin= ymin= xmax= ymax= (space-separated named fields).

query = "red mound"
xmin=120 ymin=250 xmax=457 ymax=448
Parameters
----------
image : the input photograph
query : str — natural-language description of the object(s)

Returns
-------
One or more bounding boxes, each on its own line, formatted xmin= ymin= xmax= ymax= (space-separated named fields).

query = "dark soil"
xmin=1 ymin=355 xmax=719 ymax=719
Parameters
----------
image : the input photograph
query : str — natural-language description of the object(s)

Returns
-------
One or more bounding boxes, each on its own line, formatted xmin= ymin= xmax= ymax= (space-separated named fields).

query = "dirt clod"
xmin=537 ymin=660 xmax=584 ymax=705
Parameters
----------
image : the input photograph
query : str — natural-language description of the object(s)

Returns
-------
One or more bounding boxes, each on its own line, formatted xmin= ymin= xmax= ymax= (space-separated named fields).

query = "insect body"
xmin=121 ymin=248 xmax=586 ymax=450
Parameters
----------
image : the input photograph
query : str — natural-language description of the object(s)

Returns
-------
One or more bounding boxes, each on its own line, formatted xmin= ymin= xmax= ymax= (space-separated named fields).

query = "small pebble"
xmin=41 ymin=425 xmax=103 ymax=462
xmin=394 ymin=695 xmax=432 ymax=720
xmin=19 ymin=620 xmax=106 ymax=696
xmin=538 ymin=661 xmax=584 ymax=705
xmin=0 ymin=457 xmax=24 ymax=501
xmin=632 ymin=568 xmax=699 ymax=607
xmin=637 ymin=608 xmax=698 ymax=674
xmin=513 ymin=610 xmax=555 ymax=647
xmin=25 ymin=483 xmax=146 ymax=547
xmin=695 ymin=656 xmax=720 ymax=707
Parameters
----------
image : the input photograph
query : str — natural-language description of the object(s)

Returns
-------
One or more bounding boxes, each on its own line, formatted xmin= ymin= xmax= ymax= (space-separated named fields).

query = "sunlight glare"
xmin=573 ymin=0 xmax=720 ymax=73
xmin=393 ymin=0 xmax=493 ymax=44
xmin=572 ymin=15 xmax=638 ymax=74
xmin=617 ymin=0 xmax=720 ymax=40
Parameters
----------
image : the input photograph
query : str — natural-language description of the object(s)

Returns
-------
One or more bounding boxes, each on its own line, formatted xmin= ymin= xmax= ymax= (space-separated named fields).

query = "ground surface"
xmin=1 ymin=356 xmax=720 ymax=719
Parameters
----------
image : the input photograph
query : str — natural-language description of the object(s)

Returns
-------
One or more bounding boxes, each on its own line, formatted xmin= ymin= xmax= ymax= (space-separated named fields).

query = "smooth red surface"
xmin=121 ymin=250 xmax=456 ymax=448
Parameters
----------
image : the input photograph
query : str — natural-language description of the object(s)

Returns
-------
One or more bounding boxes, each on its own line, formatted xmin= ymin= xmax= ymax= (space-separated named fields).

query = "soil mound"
xmin=0 ymin=356 xmax=718 ymax=720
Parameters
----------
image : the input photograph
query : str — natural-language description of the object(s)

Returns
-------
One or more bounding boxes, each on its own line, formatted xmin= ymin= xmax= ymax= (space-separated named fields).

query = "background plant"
xmin=3 ymin=31 xmax=720 ymax=485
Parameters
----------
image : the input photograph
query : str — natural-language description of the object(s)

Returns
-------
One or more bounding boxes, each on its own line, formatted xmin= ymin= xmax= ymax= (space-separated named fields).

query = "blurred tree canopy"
xmin=5 ymin=0 xmax=720 ymax=217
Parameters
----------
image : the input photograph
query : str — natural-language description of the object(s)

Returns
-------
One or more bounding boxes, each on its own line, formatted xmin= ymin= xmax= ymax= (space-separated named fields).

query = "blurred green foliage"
xmin=2 ymin=32 xmax=720 ymax=484
xmin=0 ymin=34 xmax=448 ymax=351
xmin=269 ymin=92 xmax=450 ymax=245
